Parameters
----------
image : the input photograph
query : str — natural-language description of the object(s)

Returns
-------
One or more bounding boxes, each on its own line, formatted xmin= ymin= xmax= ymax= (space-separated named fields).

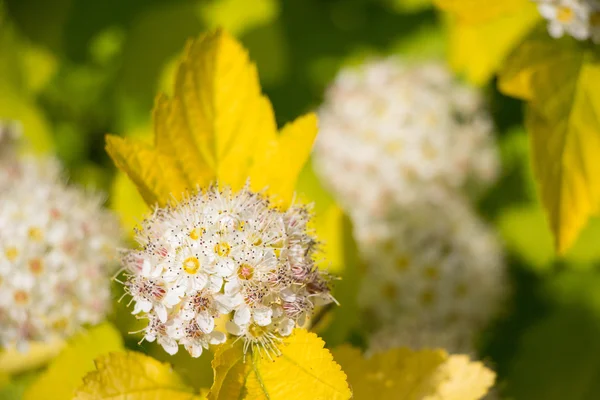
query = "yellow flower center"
xmin=237 ymin=263 xmax=255 ymax=280
xmin=557 ymin=6 xmax=574 ymax=23
xmin=14 ymin=290 xmax=29 ymax=304
xmin=189 ymin=227 xmax=206 ymax=240
xmin=29 ymin=258 xmax=44 ymax=275
xmin=420 ymin=289 xmax=436 ymax=306
xmin=183 ymin=257 xmax=201 ymax=274
xmin=423 ymin=266 xmax=439 ymax=280
xmin=214 ymin=242 xmax=231 ymax=257
xmin=395 ymin=255 xmax=410 ymax=271
xmin=28 ymin=226 xmax=43 ymax=241
xmin=5 ymin=247 xmax=18 ymax=261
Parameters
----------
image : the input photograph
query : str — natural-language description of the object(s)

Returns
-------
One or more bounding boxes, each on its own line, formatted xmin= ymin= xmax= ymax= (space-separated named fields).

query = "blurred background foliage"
xmin=2 ymin=0 xmax=600 ymax=398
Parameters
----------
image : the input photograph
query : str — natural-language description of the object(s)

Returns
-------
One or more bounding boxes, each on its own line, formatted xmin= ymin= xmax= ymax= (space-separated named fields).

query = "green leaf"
xmin=499 ymin=32 xmax=600 ymax=254
xmin=208 ymin=329 xmax=351 ymax=400
xmin=508 ymin=307 xmax=600 ymax=399
xmin=74 ymin=351 xmax=203 ymax=400
xmin=24 ymin=323 xmax=123 ymax=400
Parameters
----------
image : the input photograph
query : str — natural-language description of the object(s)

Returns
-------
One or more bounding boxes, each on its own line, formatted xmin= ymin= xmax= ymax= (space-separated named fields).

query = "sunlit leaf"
xmin=333 ymin=346 xmax=495 ymax=400
xmin=208 ymin=329 xmax=351 ymax=400
xmin=105 ymin=135 xmax=189 ymax=206
xmin=446 ymin=5 xmax=540 ymax=85
xmin=24 ymin=323 xmax=123 ymax=400
xmin=249 ymin=113 xmax=317 ymax=205
xmin=0 ymin=339 xmax=64 ymax=376
xmin=499 ymin=33 xmax=600 ymax=253
xmin=110 ymin=30 xmax=314 ymax=208
xmin=74 ymin=351 xmax=204 ymax=400
xmin=434 ymin=0 xmax=532 ymax=24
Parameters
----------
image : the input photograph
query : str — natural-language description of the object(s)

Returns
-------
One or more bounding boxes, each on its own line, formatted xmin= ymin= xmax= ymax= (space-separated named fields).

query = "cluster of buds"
xmin=120 ymin=185 xmax=334 ymax=357
xmin=0 ymin=136 xmax=120 ymax=350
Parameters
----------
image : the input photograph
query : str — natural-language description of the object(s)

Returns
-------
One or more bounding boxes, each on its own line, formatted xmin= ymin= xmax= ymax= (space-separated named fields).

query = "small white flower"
xmin=0 ymin=140 xmax=120 ymax=351
xmin=534 ymin=0 xmax=600 ymax=42
xmin=121 ymin=184 xmax=333 ymax=357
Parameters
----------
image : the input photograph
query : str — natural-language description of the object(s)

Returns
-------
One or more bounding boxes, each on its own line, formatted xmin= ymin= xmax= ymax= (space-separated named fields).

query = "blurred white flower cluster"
xmin=0 ymin=124 xmax=120 ymax=351
xmin=534 ymin=0 xmax=600 ymax=43
xmin=315 ymin=59 xmax=506 ymax=355
xmin=121 ymin=185 xmax=333 ymax=357
xmin=357 ymin=195 xmax=505 ymax=355
xmin=314 ymin=59 xmax=499 ymax=219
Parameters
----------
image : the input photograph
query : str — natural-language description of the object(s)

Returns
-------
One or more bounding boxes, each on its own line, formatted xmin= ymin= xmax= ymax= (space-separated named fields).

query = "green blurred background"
xmin=3 ymin=0 xmax=600 ymax=398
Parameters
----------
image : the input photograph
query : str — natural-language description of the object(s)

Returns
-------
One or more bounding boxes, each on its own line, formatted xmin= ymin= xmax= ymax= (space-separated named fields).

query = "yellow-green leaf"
xmin=332 ymin=346 xmax=494 ymax=400
xmin=434 ymin=0 xmax=531 ymax=24
xmin=106 ymin=135 xmax=190 ymax=206
xmin=249 ymin=113 xmax=318 ymax=205
xmin=197 ymin=0 xmax=280 ymax=36
xmin=74 ymin=351 xmax=203 ymax=400
xmin=446 ymin=4 xmax=540 ymax=85
xmin=208 ymin=329 xmax=351 ymax=400
xmin=110 ymin=30 xmax=314 ymax=208
xmin=499 ymin=33 xmax=600 ymax=253
xmin=0 ymin=339 xmax=64 ymax=376
xmin=169 ymin=29 xmax=277 ymax=189
xmin=24 ymin=323 xmax=123 ymax=400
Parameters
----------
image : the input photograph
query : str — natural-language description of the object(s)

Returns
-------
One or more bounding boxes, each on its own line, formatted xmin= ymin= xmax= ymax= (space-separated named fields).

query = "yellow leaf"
xmin=208 ymin=329 xmax=351 ymax=400
xmin=24 ymin=323 xmax=123 ymax=400
xmin=0 ymin=339 xmax=64 ymax=376
xmin=74 ymin=351 xmax=203 ymax=400
xmin=169 ymin=29 xmax=277 ymax=189
xmin=111 ymin=30 xmax=314 ymax=207
xmin=106 ymin=135 xmax=190 ymax=206
xmin=447 ymin=4 xmax=540 ymax=85
xmin=425 ymin=355 xmax=496 ymax=400
xmin=499 ymin=34 xmax=600 ymax=253
xmin=434 ymin=0 xmax=531 ymax=24
xmin=249 ymin=113 xmax=318 ymax=205
xmin=332 ymin=346 xmax=495 ymax=400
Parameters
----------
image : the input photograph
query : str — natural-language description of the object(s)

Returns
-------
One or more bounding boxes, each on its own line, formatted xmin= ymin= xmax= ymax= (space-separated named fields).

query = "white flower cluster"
xmin=314 ymin=59 xmax=499 ymax=219
xmin=0 ymin=152 xmax=120 ymax=351
xmin=356 ymin=195 xmax=506 ymax=355
xmin=534 ymin=0 xmax=600 ymax=43
xmin=120 ymin=185 xmax=333 ymax=357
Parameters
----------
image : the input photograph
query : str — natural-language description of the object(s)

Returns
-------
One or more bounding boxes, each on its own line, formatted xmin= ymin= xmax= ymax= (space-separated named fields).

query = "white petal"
xmin=192 ymin=273 xmax=208 ymax=291
xmin=215 ymin=259 xmax=235 ymax=277
xmin=226 ymin=320 xmax=245 ymax=336
xmin=278 ymin=318 xmax=295 ymax=336
xmin=207 ymin=275 xmax=223 ymax=292
xmin=196 ymin=312 xmax=215 ymax=334
xmin=133 ymin=299 xmax=152 ymax=314
xmin=155 ymin=304 xmax=168 ymax=323
xmin=253 ymin=307 xmax=273 ymax=326
xmin=187 ymin=343 xmax=203 ymax=358
xmin=234 ymin=306 xmax=251 ymax=326
xmin=159 ymin=338 xmax=179 ymax=355
xmin=215 ymin=293 xmax=244 ymax=313
xmin=224 ymin=279 xmax=241 ymax=296
xmin=164 ymin=286 xmax=185 ymax=307
xmin=209 ymin=331 xmax=227 ymax=345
